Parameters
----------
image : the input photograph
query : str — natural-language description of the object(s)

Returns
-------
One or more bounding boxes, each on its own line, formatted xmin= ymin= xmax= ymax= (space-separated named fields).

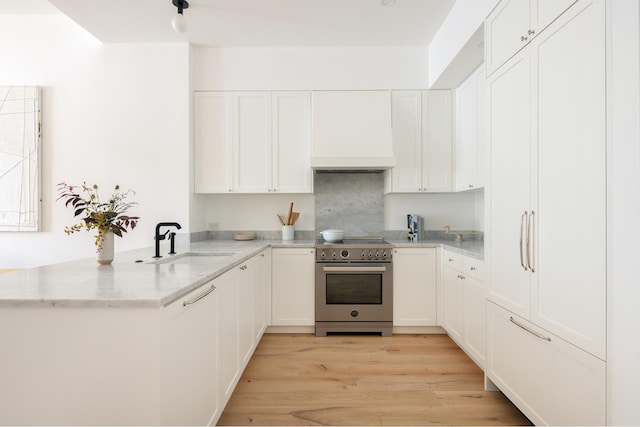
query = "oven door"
xmin=315 ymin=262 xmax=393 ymax=322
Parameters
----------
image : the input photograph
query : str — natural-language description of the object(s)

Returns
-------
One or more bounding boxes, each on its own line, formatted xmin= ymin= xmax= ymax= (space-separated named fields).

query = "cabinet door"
xmin=250 ymin=251 xmax=267 ymax=343
xmin=392 ymin=248 xmax=437 ymax=326
xmin=215 ymin=267 xmax=241 ymax=406
xmin=237 ymin=260 xmax=254 ymax=368
xmin=194 ymin=92 xmax=233 ymax=193
xmin=233 ymin=92 xmax=272 ymax=193
xmin=455 ymin=73 xmax=478 ymax=191
xmin=463 ymin=275 xmax=486 ymax=369
xmin=162 ymin=282 xmax=219 ymax=426
xmin=421 ymin=90 xmax=453 ymax=192
xmin=272 ymin=92 xmax=312 ymax=193
xmin=475 ymin=66 xmax=486 ymax=189
xmin=531 ymin=0 xmax=606 ymax=359
xmin=487 ymin=49 xmax=532 ymax=318
xmin=442 ymin=266 xmax=464 ymax=343
xmin=487 ymin=302 xmax=605 ymax=426
xmin=485 ymin=0 xmax=531 ymax=76
xmin=271 ymin=248 xmax=315 ymax=326
xmin=389 ymin=91 xmax=423 ymax=192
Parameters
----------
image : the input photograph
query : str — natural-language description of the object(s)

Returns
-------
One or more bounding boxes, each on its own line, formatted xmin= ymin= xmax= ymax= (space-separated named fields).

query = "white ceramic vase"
xmin=97 ymin=231 xmax=114 ymax=265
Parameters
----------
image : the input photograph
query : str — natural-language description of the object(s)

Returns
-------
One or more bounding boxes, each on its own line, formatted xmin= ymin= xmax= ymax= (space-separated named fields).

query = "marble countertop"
xmin=387 ymin=238 xmax=484 ymax=260
xmin=0 ymin=238 xmax=482 ymax=308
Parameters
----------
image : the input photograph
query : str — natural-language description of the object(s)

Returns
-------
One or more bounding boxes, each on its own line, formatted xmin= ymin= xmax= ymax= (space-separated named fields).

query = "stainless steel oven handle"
xmin=323 ymin=266 xmax=387 ymax=272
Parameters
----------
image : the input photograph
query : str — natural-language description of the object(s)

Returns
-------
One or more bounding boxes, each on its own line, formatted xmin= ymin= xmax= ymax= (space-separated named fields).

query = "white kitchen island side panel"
xmin=0 ymin=307 xmax=163 ymax=426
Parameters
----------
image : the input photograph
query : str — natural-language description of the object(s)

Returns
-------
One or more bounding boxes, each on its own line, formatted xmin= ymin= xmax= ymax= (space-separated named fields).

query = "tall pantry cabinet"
xmin=486 ymin=0 xmax=606 ymax=425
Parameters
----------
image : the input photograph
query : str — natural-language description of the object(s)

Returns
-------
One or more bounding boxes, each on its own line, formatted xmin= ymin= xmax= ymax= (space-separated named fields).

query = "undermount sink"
xmin=149 ymin=252 xmax=236 ymax=265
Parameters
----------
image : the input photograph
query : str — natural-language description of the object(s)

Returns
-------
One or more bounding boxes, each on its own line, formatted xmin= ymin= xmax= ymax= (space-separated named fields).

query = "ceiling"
xmin=1 ymin=0 xmax=455 ymax=47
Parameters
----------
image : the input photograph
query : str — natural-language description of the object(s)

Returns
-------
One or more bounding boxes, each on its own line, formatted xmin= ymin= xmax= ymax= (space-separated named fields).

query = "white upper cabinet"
xmin=385 ymin=90 xmax=453 ymax=193
xmin=311 ymin=90 xmax=394 ymax=169
xmin=194 ymin=91 xmax=312 ymax=194
xmin=485 ymin=0 xmax=578 ymax=76
xmin=387 ymin=91 xmax=422 ymax=192
xmin=271 ymin=92 xmax=312 ymax=193
xmin=194 ymin=92 xmax=233 ymax=193
xmin=455 ymin=65 xmax=486 ymax=191
xmin=233 ymin=92 xmax=272 ymax=193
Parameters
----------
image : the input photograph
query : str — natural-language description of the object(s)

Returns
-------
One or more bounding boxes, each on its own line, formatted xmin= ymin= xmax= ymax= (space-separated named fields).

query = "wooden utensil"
xmin=286 ymin=202 xmax=294 ymax=225
xmin=277 ymin=214 xmax=285 ymax=225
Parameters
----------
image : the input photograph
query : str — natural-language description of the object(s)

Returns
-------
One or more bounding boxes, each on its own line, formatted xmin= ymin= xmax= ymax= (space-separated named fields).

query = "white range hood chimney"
xmin=311 ymin=90 xmax=395 ymax=170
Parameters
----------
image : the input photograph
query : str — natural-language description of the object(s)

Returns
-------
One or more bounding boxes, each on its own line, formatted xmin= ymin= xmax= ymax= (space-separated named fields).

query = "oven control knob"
xmin=351 ymin=310 xmax=359 ymax=317
xmin=320 ymin=250 xmax=326 ymax=258
xmin=360 ymin=250 xmax=366 ymax=257
xmin=341 ymin=250 xmax=349 ymax=259
xmin=368 ymin=250 xmax=373 ymax=257
xmin=331 ymin=251 xmax=337 ymax=259
xmin=382 ymin=250 xmax=388 ymax=258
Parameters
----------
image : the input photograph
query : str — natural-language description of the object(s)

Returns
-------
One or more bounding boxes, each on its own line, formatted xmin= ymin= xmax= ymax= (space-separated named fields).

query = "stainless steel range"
xmin=315 ymin=237 xmax=393 ymax=336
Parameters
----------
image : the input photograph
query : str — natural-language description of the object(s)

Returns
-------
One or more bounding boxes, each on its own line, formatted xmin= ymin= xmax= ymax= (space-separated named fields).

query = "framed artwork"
xmin=0 ymin=86 xmax=41 ymax=231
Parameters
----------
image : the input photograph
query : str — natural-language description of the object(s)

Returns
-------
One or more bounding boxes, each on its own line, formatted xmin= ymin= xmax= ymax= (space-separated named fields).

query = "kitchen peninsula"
xmin=0 ymin=237 xmax=482 ymax=426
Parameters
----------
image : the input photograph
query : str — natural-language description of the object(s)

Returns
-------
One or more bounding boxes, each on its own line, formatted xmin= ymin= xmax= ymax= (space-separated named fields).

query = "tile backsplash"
xmin=314 ymin=171 xmax=384 ymax=237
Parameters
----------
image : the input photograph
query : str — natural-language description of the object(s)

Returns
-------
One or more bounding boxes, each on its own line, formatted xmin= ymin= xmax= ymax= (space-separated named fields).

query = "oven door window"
xmin=326 ymin=273 xmax=382 ymax=304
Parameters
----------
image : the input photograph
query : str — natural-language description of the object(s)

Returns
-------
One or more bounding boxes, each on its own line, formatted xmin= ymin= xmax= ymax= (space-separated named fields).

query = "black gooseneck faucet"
xmin=154 ymin=222 xmax=182 ymax=258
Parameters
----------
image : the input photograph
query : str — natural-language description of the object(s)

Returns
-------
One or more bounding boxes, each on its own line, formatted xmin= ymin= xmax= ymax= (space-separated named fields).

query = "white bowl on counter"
xmin=321 ymin=229 xmax=345 ymax=242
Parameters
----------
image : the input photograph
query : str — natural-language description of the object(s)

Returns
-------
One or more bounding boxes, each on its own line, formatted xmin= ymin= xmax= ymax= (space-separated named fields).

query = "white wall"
xmin=385 ymin=191 xmax=480 ymax=232
xmin=428 ymin=0 xmax=499 ymax=88
xmin=0 ymin=14 xmax=190 ymax=268
xmin=193 ymin=46 xmax=429 ymax=90
xmin=607 ymin=0 xmax=640 ymax=424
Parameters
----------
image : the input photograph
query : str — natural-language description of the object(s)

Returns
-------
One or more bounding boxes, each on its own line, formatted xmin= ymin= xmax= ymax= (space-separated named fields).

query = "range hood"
xmin=311 ymin=90 xmax=395 ymax=170
xmin=310 ymin=157 xmax=395 ymax=170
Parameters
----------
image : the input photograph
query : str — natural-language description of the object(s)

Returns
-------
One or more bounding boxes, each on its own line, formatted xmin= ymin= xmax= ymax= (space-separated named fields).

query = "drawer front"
xmin=463 ymin=256 xmax=485 ymax=281
xmin=486 ymin=302 xmax=605 ymax=426
xmin=442 ymin=250 xmax=463 ymax=271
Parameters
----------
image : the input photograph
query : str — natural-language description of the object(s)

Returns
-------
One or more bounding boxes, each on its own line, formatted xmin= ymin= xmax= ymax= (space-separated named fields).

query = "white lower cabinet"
xmin=216 ymin=265 xmax=241 ymax=407
xmin=271 ymin=247 xmax=315 ymax=326
xmin=392 ymin=248 xmax=437 ymax=326
xmin=487 ymin=302 xmax=606 ymax=426
xmin=216 ymin=251 xmax=268 ymax=409
xmin=442 ymin=249 xmax=486 ymax=369
xmin=162 ymin=282 xmax=220 ymax=426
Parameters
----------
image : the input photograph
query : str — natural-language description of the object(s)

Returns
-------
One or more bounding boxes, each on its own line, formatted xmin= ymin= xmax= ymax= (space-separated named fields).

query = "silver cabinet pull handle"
xmin=520 ymin=211 xmax=528 ymax=270
xmin=183 ymin=284 xmax=216 ymax=307
xmin=510 ymin=316 xmax=551 ymax=342
xmin=527 ymin=211 xmax=535 ymax=272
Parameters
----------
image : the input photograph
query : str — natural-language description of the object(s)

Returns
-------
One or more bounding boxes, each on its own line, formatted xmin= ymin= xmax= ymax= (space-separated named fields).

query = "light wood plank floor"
xmin=218 ymin=333 xmax=531 ymax=426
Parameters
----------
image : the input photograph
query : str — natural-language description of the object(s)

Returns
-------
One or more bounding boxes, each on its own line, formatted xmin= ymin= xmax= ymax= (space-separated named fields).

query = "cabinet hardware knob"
xmin=521 ymin=35 xmax=528 ymax=41
xmin=448 ymin=258 xmax=453 ymax=262
xmin=528 ymin=29 xmax=535 ymax=35
xmin=469 ymin=184 xmax=474 ymax=188
xmin=470 ymin=266 xmax=476 ymax=271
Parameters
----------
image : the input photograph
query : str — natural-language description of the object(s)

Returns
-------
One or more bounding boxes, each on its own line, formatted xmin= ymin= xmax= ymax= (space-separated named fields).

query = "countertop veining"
xmin=0 ymin=238 xmax=482 ymax=308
